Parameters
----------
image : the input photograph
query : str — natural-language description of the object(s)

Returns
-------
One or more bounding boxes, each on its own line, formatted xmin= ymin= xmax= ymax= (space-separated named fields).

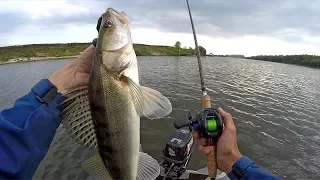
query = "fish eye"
xmin=104 ymin=20 xmax=113 ymax=28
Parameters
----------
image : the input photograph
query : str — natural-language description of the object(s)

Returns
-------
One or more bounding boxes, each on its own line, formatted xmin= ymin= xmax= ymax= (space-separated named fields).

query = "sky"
xmin=0 ymin=0 xmax=320 ymax=56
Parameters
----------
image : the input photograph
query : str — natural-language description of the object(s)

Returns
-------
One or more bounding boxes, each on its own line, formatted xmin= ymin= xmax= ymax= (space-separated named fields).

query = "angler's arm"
xmin=227 ymin=156 xmax=283 ymax=180
xmin=0 ymin=79 xmax=61 ymax=179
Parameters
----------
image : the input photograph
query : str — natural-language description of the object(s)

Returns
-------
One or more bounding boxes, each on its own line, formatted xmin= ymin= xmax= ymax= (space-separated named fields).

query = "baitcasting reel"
xmin=159 ymin=108 xmax=224 ymax=179
xmin=174 ymin=108 xmax=224 ymax=145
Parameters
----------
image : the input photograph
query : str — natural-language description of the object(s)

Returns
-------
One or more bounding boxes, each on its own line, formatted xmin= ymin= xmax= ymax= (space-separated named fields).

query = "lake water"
xmin=0 ymin=56 xmax=320 ymax=179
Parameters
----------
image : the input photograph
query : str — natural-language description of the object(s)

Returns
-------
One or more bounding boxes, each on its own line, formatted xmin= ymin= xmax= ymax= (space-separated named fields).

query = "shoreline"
xmin=1 ymin=56 xmax=320 ymax=70
xmin=0 ymin=42 xmax=205 ymax=65
xmin=1 ymin=43 xmax=319 ymax=68
xmin=0 ymin=56 xmax=77 ymax=65
xmin=0 ymin=54 xmax=197 ymax=65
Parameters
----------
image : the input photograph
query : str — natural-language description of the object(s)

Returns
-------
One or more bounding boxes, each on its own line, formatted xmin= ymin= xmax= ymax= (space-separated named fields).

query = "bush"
xmin=247 ymin=55 xmax=320 ymax=68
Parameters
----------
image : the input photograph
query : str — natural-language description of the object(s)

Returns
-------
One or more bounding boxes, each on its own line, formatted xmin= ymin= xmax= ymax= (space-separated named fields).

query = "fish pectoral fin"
xmin=137 ymin=152 xmax=161 ymax=180
xmin=139 ymin=86 xmax=172 ymax=119
xmin=81 ymin=153 xmax=112 ymax=180
xmin=60 ymin=86 xmax=98 ymax=150
xmin=127 ymin=77 xmax=172 ymax=119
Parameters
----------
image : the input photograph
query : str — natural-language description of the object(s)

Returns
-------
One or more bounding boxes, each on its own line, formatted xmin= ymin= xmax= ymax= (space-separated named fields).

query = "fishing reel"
xmin=159 ymin=108 xmax=224 ymax=179
xmin=174 ymin=108 xmax=224 ymax=145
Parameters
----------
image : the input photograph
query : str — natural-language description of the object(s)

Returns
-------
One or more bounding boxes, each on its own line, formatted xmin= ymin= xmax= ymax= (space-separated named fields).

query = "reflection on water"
xmin=0 ymin=56 xmax=319 ymax=179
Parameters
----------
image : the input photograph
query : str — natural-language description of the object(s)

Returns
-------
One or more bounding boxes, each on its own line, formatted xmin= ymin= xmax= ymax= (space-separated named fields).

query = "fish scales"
xmin=90 ymin=64 xmax=139 ymax=179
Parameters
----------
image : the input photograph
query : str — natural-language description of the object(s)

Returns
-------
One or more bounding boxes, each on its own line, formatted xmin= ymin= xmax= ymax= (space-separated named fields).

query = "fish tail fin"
xmin=81 ymin=153 xmax=112 ymax=180
xmin=81 ymin=152 xmax=160 ymax=180
xmin=137 ymin=152 xmax=160 ymax=180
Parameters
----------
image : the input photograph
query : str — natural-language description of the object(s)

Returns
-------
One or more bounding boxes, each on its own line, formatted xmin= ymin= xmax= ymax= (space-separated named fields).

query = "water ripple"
xmin=0 ymin=57 xmax=319 ymax=179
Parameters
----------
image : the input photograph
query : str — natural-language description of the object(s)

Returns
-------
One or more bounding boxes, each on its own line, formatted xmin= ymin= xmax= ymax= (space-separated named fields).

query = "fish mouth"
xmin=105 ymin=7 xmax=130 ymax=24
xmin=107 ymin=8 xmax=120 ymax=16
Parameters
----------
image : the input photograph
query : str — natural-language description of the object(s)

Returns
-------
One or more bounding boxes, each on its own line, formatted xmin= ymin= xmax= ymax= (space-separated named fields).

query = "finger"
xmin=192 ymin=131 xmax=200 ymax=140
xmin=217 ymin=107 xmax=228 ymax=119
xmin=77 ymin=74 xmax=90 ymax=86
xmin=193 ymin=132 xmax=209 ymax=145
xmin=200 ymin=137 xmax=207 ymax=145
xmin=78 ymin=45 xmax=95 ymax=68
xmin=199 ymin=145 xmax=211 ymax=154
xmin=218 ymin=107 xmax=236 ymax=130
xmin=82 ymin=45 xmax=95 ymax=56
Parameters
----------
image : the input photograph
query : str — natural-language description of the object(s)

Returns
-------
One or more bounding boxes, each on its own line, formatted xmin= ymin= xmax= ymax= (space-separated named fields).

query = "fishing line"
xmin=178 ymin=55 xmax=187 ymax=111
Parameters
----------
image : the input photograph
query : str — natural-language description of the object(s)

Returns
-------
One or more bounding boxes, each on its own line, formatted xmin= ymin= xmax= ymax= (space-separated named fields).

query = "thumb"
xmin=78 ymin=45 xmax=95 ymax=68
xmin=217 ymin=107 xmax=235 ymax=130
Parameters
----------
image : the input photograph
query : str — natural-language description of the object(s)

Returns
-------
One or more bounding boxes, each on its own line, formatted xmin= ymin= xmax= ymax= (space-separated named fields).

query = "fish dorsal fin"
xmin=126 ymin=77 xmax=172 ymax=119
xmin=60 ymin=86 xmax=98 ymax=150
xmin=81 ymin=152 xmax=160 ymax=180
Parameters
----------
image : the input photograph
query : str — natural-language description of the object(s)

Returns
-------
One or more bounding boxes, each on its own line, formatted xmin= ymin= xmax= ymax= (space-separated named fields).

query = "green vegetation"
xmin=199 ymin=46 xmax=206 ymax=56
xmin=211 ymin=54 xmax=245 ymax=58
xmin=247 ymin=55 xmax=320 ymax=68
xmin=0 ymin=43 xmax=91 ymax=63
xmin=133 ymin=43 xmax=198 ymax=56
xmin=174 ymin=41 xmax=181 ymax=49
xmin=0 ymin=41 xmax=208 ymax=64
xmin=2 ymin=42 xmax=318 ymax=69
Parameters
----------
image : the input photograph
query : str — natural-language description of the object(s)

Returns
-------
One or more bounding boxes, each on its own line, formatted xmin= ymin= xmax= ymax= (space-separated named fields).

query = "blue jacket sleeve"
xmin=227 ymin=156 xmax=283 ymax=180
xmin=0 ymin=79 xmax=62 ymax=179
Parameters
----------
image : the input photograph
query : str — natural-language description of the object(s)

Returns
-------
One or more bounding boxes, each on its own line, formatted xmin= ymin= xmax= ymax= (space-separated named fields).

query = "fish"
xmin=60 ymin=7 xmax=172 ymax=180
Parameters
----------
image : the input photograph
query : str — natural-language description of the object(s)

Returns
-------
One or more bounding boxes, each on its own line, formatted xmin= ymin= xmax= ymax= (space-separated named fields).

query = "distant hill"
xmin=247 ymin=55 xmax=320 ymax=69
xmin=207 ymin=54 xmax=245 ymax=58
xmin=0 ymin=42 xmax=204 ymax=64
xmin=206 ymin=53 xmax=320 ymax=69
xmin=1 ymin=43 xmax=319 ymax=69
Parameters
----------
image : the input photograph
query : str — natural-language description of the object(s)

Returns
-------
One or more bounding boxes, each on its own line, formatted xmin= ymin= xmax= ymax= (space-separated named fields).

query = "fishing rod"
xmin=186 ymin=0 xmax=206 ymax=97
xmin=185 ymin=0 xmax=221 ymax=179
xmin=158 ymin=1 xmax=224 ymax=179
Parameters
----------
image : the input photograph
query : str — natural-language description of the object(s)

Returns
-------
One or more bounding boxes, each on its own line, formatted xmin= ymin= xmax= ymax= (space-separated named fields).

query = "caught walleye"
xmin=60 ymin=7 xmax=172 ymax=180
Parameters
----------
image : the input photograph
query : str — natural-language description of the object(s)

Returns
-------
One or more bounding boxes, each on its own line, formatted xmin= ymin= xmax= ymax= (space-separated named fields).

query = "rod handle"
xmin=201 ymin=95 xmax=217 ymax=179
xmin=201 ymin=95 xmax=211 ymax=108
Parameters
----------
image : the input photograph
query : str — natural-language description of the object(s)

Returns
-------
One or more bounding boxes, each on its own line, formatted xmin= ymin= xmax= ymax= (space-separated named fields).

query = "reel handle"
xmin=174 ymin=120 xmax=190 ymax=129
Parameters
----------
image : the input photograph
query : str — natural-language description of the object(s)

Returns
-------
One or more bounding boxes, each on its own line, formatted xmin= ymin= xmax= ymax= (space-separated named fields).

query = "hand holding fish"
xmin=48 ymin=14 xmax=104 ymax=94
xmin=48 ymin=45 xmax=95 ymax=94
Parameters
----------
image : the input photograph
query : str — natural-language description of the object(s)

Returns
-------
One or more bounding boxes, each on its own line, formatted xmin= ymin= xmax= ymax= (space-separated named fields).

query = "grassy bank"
xmin=0 ymin=43 xmax=89 ymax=64
xmin=0 ymin=43 xmax=200 ymax=64
xmin=1 ymin=43 xmax=319 ymax=69
xmin=247 ymin=55 xmax=320 ymax=69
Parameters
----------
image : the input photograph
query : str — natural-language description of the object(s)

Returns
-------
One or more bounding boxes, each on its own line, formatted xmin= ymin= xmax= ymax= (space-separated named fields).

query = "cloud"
xmin=0 ymin=0 xmax=319 ymax=56
xmin=131 ymin=28 xmax=320 ymax=56
xmin=131 ymin=0 xmax=320 ymax=39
